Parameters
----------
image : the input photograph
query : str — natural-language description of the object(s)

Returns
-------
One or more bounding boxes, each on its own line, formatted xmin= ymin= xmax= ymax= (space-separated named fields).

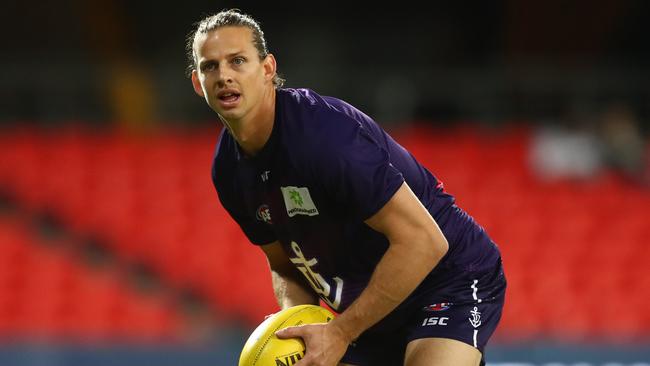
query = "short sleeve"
xmin=212 ymin=157 xmax=276 ymax=246
xmin=309 ymin=120 xmax=405 ymax=221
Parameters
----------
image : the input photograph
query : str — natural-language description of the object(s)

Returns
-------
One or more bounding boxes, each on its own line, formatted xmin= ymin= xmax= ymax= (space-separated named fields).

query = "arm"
xmin=276 ymin=182 xmax=448 ymax=365
xmin=330 ymin=182 xmax=448 ymax=340
xmin=261 ymin=241 xmax=319 ymax=309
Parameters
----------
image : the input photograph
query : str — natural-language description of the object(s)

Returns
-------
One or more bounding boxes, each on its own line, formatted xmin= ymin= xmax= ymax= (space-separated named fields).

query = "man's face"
xmin=191 ymin=26 xmax=275 ymax=121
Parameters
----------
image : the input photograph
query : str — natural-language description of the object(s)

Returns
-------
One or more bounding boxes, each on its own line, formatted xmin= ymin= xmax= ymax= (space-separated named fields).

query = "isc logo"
xmin=421 ymin=317 xmax=449 ymax=326
xmin=275 ymin=351 xmax=304 ymax=366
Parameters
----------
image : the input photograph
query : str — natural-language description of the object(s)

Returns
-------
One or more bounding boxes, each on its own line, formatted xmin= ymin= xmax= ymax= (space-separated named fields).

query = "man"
xmin=188 ymin=9 xmax=506 ymax=366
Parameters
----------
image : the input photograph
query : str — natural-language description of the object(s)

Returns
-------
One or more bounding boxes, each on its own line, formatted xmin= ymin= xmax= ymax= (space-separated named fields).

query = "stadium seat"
xmin=0 ymin=214 xmax=182 ymax=340
xmin=2 ymin=125 xmax=648 ymax=341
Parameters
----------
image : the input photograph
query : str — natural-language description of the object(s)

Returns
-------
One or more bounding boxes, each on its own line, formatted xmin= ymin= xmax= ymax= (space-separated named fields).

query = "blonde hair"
xmin=186 ymin=9 xmax=285 ymax=87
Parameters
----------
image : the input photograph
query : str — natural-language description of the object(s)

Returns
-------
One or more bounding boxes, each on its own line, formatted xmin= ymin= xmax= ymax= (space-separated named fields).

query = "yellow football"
xmin=239 ymin=304 xmax=336 ymax=366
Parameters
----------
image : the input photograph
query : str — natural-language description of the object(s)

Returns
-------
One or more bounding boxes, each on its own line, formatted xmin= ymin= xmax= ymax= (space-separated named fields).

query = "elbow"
xmin=429 ymin=231 xmax=448 ymax=264
xmin=401 ymin=228 xmax=448 ymax=267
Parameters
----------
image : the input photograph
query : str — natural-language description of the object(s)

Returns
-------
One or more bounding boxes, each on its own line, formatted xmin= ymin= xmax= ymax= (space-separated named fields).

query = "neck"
xmin=222 ymin=87 xmax=276 ymax=157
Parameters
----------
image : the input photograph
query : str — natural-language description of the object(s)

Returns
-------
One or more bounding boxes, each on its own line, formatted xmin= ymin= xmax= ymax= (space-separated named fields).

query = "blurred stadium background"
xmin=1 ymin=1 xmax=649 ymax=365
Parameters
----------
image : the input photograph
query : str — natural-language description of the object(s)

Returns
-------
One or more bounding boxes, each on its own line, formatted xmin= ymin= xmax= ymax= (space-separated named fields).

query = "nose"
xmin=217 ymin=69 xmax=234 ymax=87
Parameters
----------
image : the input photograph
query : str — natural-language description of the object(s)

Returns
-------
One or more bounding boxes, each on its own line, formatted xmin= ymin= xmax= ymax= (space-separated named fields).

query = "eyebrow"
xmin=198 ymin=60 xmax=215 ymax=69
xmin=199 ymin=51 xmax=246 ymax=68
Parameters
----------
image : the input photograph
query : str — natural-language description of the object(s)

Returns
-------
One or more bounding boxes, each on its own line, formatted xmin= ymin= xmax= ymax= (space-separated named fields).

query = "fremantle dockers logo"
xmin=469 ymin=306 xmax=482 ymax=328
xmin=256 ymin=204 xmax=272 ymax=224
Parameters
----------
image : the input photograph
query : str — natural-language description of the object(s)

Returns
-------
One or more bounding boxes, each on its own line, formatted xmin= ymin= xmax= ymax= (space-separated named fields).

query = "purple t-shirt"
xmin=212 ymin=88 xmax=500 ymax=312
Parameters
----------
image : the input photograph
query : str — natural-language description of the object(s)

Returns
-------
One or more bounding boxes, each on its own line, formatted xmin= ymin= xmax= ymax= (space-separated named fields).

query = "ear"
xmin=191 ymin=70 xmax=205 ymax=97
xmin=263 ymin=54 xmax=278 ymax=83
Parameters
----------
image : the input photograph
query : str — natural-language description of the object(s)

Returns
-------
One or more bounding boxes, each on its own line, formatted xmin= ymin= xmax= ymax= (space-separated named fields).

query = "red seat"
xmin=3 ymin=125 xmax=650 ymax=340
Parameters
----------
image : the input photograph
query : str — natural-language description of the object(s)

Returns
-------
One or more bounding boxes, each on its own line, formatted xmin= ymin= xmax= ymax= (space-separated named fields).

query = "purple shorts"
xmin=340 ymin=259 xmax=506 ymax=366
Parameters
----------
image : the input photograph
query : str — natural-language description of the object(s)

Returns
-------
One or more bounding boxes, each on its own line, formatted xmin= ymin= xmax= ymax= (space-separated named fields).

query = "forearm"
xmin=271 ymin=270 xmax=319 ymax=309
xmin=330 ymin=234 xmax=447 ymax=341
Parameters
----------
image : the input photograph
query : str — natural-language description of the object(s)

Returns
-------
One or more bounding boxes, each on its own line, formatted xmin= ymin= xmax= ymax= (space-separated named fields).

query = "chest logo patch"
xmin=256 ymin=204 xmax=272 ymax=224
xmin=280 ymin=186 xmax=319 ymax=217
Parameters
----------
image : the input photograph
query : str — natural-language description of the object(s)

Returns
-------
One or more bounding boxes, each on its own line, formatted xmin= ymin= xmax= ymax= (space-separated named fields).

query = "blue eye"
xmin=233 ymin=57 xmax=245 ymax=65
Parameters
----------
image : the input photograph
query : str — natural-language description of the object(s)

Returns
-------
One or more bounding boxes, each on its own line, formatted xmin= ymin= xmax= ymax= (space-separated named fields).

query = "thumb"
xmin=275 ymin=325 xmax=304 ymax=339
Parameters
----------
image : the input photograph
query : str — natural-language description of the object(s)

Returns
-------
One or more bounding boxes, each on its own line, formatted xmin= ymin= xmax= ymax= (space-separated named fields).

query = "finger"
xmin=291 ymin=355 xmax=311 ymax=366
xmin=275 ymin=325 xmax=305 ymax=339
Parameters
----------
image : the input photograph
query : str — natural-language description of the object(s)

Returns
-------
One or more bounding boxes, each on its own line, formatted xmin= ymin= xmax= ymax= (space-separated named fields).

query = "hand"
xmin=275 ymin=322 xmax=351 ymax=366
